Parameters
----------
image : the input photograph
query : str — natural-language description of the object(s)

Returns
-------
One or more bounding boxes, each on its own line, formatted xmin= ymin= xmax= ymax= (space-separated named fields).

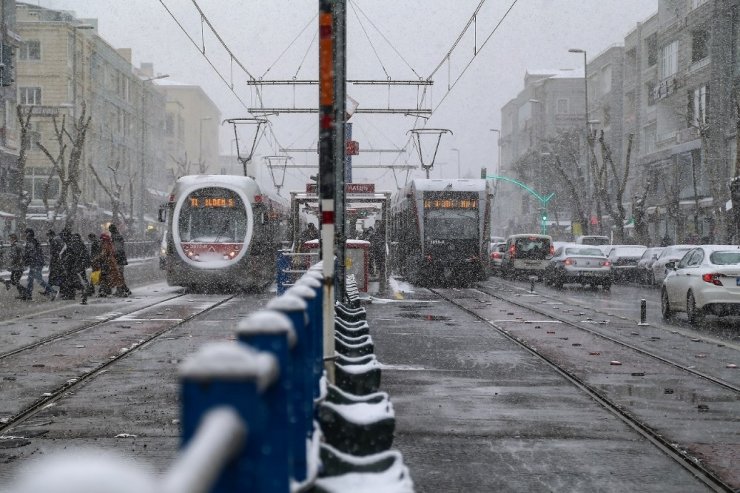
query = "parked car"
xmin=605 ymin=245 xmax=647 ymax=282
xmin=500 ymin=234 xmax=553 ymax=280
xmin=636 ymin=247 xmax=664 ymax=284
xmin=544 ymin=245 xmax=611 ymax=290
xmin=661 ymin=245 xmax=740 ymax=324
xmin=650 ymin=245 xmax=695 ymax=286
xmin=488 ymin=241 xmax=507 ymax=274
xmin=575 ymin=235 xmax=610 ymax=246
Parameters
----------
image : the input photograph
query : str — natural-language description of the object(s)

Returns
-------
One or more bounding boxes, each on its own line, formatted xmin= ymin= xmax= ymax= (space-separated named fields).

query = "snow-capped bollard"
xmin=236 ymin=311 xmax=297 ymax=489
xmin=315 ymin=444 xmax=414 ymax=493
xmin=528 ymin=275 xmax=537 ymax=293
xmin=276 ymin=250 xmax=292 ymax=296
xmin=287 ymin=284 xmax=322 ymax=398
xmin=335 ymin=318 xmax=370 ymax=338
xmin=179 ymin=343 xmax=278 ymax=493
xmin=266 ymin=294 xmax=312 ymax=482
xmin=317 ymin=397 xmax=395 ymax=456
xmin=334 ymin=353 xmax=382 ymax=396
xmin=334 ymin=333 xmax=375 ymax=358
xmin=335 ymin=302 xmax=367 ymax=323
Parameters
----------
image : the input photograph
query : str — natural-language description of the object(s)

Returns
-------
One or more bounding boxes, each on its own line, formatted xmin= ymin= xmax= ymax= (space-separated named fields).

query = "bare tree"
xmin=13 ymin=105 xmax=34 ymax=233
xmin=35 ymin=103 xmax=92 ymax=231
xmin=588 ymin=131 xmax=633 ymax=243
xmin=171 ymin=152 xmax=193 ymax=178
xmin=89 ymin=160 xmax=124 ymax=225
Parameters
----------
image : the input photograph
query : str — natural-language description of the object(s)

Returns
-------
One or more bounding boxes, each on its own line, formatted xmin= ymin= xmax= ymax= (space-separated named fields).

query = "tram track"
xmin=0 ymin=293 xmax=236 ymax=434
xmin=430 ymin=286 xmax=739 ymax=492
xmin=474 ymin=283 xmax=740 ymax=394
xmin=0 ymin=293 xmax=188 ymax=362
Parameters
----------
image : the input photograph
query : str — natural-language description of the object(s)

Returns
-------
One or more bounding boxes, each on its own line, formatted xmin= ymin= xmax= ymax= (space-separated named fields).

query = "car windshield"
xmin=709 ymin=251 xmax=740 ymax=265
xmin=613 ymin=247 xmax=645 ymax=257
xmin=514 ymin=237 xmax=550 ymax=259
xmin=580 ymin=237 xmax=609 ymax=245
xmin=664 ymin=246 xmax=693 ymax=257
xmin=565 ymin=247 xmax=603 ymax=256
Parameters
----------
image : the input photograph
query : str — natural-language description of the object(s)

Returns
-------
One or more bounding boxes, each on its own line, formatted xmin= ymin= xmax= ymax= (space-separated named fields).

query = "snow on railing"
xmin=8 ymin=266 xmax=413 ymax=493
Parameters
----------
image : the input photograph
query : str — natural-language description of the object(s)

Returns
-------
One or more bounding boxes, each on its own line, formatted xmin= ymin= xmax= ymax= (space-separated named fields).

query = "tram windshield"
xmin=178 ymin=187 xmax=248 ymax=243
xmin=424 ymin=209 xmax=478 ymax=239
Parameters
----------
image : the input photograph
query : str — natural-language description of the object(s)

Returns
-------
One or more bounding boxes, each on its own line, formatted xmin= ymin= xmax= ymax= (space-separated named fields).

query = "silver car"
xmin=651 ymin=245 xmax=695 ymax=286
xmin=544 ymin=245 xmax=612 ymax=290
xmin=636 ymin=247 xmax=664 ymax=284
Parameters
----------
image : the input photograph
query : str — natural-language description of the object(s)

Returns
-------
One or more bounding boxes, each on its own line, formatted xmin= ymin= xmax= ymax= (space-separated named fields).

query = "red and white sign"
xmin=305 ymin=183 xmax=375 ymax=194
xmin=346 ymin=140 xmax=359 ymax=155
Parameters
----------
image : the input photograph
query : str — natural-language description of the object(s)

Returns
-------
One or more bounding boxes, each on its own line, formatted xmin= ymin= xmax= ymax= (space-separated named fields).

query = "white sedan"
xmin=661 ymin=245 xmax=740 ymax=324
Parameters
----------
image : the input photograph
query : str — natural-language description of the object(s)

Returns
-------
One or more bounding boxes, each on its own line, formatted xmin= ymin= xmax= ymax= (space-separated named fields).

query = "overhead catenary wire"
xmin=262 ymin=13 xmax=318 ymax=78
xmin=348 ymin=0 xmax=390 ymax=79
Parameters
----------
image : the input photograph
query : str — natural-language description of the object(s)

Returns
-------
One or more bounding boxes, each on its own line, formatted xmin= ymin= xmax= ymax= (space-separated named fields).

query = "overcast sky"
xmin=35 ymin=0 xmax=658 ymax=194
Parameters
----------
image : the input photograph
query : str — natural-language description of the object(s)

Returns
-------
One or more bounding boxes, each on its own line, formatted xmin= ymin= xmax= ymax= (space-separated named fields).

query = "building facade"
xmin=158 ymin=81 xmax=220 ymax=183
xmin=15 ymin=3 xmax=168 ymax=234
xmin=499 ymin=0 xmax=739 ymax=243
xmin=0 ymin=0 xmax=19 ymax=238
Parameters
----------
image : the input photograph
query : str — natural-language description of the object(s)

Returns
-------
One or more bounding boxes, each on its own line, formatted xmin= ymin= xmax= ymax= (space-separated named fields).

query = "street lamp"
xmin=569 ymin=47 xmax=591 ymax=233
xmin=451 ymin=148 xmax=461 ymax=178
xmin=139 ymin=74 xmax=169 ymax=229
xmin=199 ymin=117 xmax=213 ymax=173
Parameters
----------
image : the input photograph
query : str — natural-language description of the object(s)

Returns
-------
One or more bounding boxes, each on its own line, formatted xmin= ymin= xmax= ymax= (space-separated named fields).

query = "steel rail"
xmin=0 ymin=292 xmax=187 ymax=361
xmin=0 ymin=294 xmax=236 ymax=434
xmin=431 ymin=287 xmax=736 ymax=493
xmin=475 ymin=282 xmax=740 ymax=394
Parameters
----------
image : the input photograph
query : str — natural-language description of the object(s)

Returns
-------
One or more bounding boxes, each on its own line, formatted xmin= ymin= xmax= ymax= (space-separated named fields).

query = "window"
xmin=556 ymin=98 xmax=568 ymax=114
xmin=601 ymin=65 xmax=612 ymax=94
xmin=23 ymin=167 xmax=60 ymax=201
xmin=691 ymin=30 xmax=709 ymax=63
xmin=19 ymin=40 xmax=40 ymax=61
xmin=646 ymin=33 xmax=658 ymax=67
xmin=688 ymin=85 xmax=708 ymax=126
xmin=165 ymin=114 xmax=174 ymax=137
xmin=646 ymin=81 xmax=657 ymax=106
xmin=642 ymin=123 xmax=656 ymax=154
xmin=19 ymin=87 xmax=42 ymax=105
xmin=661 ymin=41 xmax=678 ymax=78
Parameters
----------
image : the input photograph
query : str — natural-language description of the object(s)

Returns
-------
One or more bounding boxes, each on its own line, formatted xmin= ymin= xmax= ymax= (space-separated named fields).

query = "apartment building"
xmin=0 ymin=0 xmax=18 ymax=237
xmin=158 ymin=81 xmax=220 ymax=183
xmin=499 ymin=0 xmax=739 ymax=243
xmin=498 ymin=69 xmax=585 ymax=235
xmin=15 ymin=3 xmax=168 ymax=234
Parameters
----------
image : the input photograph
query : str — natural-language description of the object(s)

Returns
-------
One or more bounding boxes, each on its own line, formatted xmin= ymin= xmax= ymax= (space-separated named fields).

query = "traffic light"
xmin=540 ymin=208 xmax=547 ymax=222
xmin=480 ymin=167 xmax=487 ymax=179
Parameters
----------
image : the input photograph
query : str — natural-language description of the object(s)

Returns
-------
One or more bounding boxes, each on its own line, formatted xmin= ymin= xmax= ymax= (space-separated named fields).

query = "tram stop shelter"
xmin=290 ymin=183 xmax=391 ymax=294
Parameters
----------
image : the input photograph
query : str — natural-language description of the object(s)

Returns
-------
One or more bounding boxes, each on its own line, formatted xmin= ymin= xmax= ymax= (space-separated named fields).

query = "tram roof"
xmin=408 ymin=178 xmax=489 ymax=192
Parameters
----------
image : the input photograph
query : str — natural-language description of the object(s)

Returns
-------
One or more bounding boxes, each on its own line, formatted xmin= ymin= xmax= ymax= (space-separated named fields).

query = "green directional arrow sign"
xmin=485 ymin=174 xmax=555 ymax=235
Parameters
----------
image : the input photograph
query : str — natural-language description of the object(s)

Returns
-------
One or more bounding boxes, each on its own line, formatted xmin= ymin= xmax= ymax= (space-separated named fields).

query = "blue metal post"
xmin=276 ymin=250 xmax=291 ymax=296
xmin=287 ymin=284 xmax=321 ymax=398
xmin=297 ymin=273 xmax=324 ymax=396
xmin=266 ymin=294 xmax=311 ymax=482
xmin=236 ymin=311 xmax=297 ymax=491
xmin=180 ymin=343 xmax=278 ymax=493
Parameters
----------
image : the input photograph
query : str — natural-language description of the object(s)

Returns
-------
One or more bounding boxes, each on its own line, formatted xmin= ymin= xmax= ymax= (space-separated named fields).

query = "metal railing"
xmin=8 ymin=265 xmax=413 ymax=493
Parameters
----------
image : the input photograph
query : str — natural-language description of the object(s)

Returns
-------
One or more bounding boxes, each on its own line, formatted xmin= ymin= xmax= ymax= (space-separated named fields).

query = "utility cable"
xmin=349 ymin=0 xmax=422 ymax=79
xmin=262 ymin=13 xmax=318 ymax=78
xmin=427 ymin=0 xmax=487 ymax=80
xmin=431 ymin=0 xmax=520 ymax=113
xmin=348 ymin=0 xmax=390 ymax=79
xmin=294 ymin=29 xmax=318 ymax=79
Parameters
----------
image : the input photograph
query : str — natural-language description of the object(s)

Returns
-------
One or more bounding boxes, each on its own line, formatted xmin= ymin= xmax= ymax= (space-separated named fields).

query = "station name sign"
xmin=306 ymin=183 xmax=375 ymax=194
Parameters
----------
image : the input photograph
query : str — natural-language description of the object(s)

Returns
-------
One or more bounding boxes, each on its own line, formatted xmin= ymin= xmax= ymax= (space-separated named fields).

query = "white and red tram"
xmin=160 ymin=175 xmax=289 ymax=291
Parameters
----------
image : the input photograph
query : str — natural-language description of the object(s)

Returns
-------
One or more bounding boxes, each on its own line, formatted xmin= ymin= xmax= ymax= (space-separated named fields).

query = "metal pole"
xmin=334 ymin=0 xmax=347 ymax=301
xmin=318 ymin=0 xmax=337 ymax=382
xmin=583 ymin=51 xmax=591 ymax=235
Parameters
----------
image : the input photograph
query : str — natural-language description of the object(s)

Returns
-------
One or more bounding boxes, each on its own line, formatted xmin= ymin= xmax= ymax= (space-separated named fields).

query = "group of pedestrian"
xmin=3 ymin=224 xmax=131 ymax=304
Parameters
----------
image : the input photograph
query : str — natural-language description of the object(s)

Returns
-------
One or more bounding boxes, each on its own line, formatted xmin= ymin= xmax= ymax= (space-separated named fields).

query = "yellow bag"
xmin=91 ymin=270 xmax=101 ymax=285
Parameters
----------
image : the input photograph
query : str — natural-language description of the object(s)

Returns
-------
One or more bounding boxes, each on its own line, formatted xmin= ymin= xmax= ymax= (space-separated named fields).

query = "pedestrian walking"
xmin=4 ymin=233 xmax=25 ymax=297
xmin=21 ymin=228 xmax=52 ymax=300
xmin=108 ymin=224 xmax=131 ymax=296
xmin=46 ymin=229 xmax=64 ymax=295
xmin=87 ymin=233 xmax=101 ymax=297
xmin=71 ymin=233 xmax=92 ymax=304
xmin=94 ymin=233 xmax=127 ymax=297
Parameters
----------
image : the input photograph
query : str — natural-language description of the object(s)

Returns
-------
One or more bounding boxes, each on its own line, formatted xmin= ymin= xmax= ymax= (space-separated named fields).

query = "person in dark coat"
xmin=46 ymin=229 xmax=64 ymax=294
xmin=21 ymin=228 xmax=52 ymax=300
xmin=108 ymin=224 xmax=131 ymax=296
xmin=4 ymin=233 xmax=25 ymax=297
